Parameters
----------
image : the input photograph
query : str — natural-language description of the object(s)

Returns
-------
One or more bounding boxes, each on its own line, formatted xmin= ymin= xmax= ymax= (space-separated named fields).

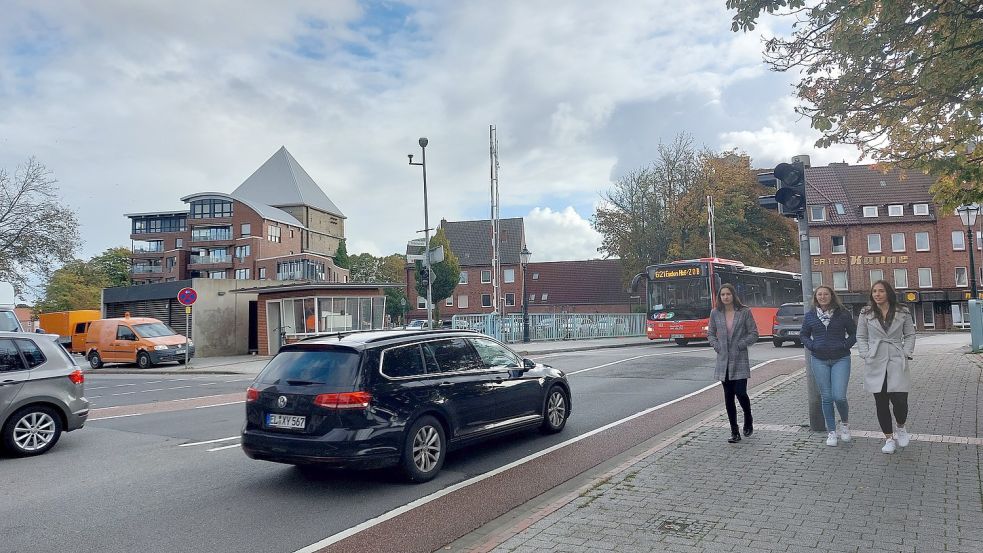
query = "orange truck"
xmin=37 ymin=310 xmax=102 ymax=353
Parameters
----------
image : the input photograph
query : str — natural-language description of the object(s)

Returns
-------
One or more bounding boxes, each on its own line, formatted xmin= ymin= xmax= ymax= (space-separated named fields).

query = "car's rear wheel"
xmin=2 ymin=405 xmax=63 ymax=457
xmin=137 ymin=352 xmax=153 ymax=369
xmin=88 ymin=351 xmax=103 ymax=369
xmin=540 ymin=385 xmax=569 ymax=434
xmin=674 ymin=338 xmax=690 ymax=346
xmin=773 ymin=338 xmax=783 ymax=348
xmin=400 ymin=415 xmax=445 ymax=483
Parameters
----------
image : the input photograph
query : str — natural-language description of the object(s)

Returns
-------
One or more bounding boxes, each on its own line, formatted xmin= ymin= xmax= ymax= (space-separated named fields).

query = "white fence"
xmin=450 ymin=313 xmax=646 ymax=343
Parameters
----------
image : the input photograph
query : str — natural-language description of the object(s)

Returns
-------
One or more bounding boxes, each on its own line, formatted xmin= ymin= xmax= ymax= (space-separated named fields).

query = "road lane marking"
xmin=88 ymin=392 xmax=244 ymax=419
xmin=207 ymin=443 xmax=241 ymax=452
xmin=174 ymin=394 xmax=230 ymax=402
xmin=143 ymin=385 xmax=193 ymax=393
xmin=110 ymin=391 xmax=140 ymax=396
xmin=194 ymin=401 xmax=244 ymax=409
xmin=566 ymin=350 xmax=708 ymax=375
xmin=291 ymin=354 xmax=804 ymax=553
xmin=88 ymin=413 xmax=142 ymax=422
xmin=179 ymin=436 xmax=240 ymax=447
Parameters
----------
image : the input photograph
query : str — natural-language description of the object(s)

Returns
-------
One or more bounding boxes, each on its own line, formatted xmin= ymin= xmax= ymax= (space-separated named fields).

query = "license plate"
xmin=671 ymin=334 xmax=684 ymax=339
xmin=266 ymin=414 xmax=306 ymax=429
xmin=175 ymin=349 xmax=186 ymax=354
xmin=788 ymin=330 xmax=800 ymax=336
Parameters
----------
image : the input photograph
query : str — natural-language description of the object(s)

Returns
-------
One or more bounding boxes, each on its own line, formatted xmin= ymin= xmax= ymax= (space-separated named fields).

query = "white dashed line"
xmin=207 ymin=443 xmax=241 ymax=452
xmin=194 ymin=401 xmax=244 ymax=409
xmin=179 ymin=436 xmax=240 ymax=447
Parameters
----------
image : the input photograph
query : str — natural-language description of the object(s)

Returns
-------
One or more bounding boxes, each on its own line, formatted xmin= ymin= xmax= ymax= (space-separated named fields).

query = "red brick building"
xmin=127 ymin=147 xmax=348 ymax=285
xmin=523 ymin=259 xmax=634 ymax=314
xmin=802 ymin=162 xmax=979 ymax=329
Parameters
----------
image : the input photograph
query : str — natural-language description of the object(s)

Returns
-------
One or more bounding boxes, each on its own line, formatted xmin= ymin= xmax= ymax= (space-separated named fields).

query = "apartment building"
xmin=127 ymin=147 xmax=349 ymax=285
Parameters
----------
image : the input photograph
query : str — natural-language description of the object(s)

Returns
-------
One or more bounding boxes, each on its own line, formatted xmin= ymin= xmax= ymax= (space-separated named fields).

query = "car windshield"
xmin=778 ymin=305 xmax=804 ymax=316
xmin=649 ymin=277 xmax=712 ymax=321
xmin=0 ymin=310 xmax=19 ymax=332
xmin=133 ymin=323 xmax=178 ymax=338
xmin=257 ymin=347 xmax=361 ymax=387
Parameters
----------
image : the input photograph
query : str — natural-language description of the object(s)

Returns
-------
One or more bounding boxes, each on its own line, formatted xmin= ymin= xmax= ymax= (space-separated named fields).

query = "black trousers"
xmin=721 ymin=378 xmax=752 ymax=434
xmin=873 ymin=375 xmax=908 ymax=434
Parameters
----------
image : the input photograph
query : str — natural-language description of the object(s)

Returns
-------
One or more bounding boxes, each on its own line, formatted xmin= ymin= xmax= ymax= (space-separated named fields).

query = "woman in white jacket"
xmin=856 ymin=280 xmax=916 ymax=454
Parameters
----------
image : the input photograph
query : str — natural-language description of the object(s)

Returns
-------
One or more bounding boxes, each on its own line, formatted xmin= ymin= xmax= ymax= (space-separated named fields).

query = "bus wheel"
xmin=674 ymin=338 xmax=690 ymax=346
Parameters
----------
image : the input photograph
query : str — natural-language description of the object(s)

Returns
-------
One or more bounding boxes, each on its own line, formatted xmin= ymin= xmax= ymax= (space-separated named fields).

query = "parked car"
xmin=241 ymin=329 xmax=572 ymax=482
xmin=1 ymin=332 xmax=89 ymax=457
xmin=773 ymin=302 xmax=805 ymax=347
xmin=405 ymin=319 xmax=432 ymax=330
xmin=85 ymin=316 xmax=194 ymax=369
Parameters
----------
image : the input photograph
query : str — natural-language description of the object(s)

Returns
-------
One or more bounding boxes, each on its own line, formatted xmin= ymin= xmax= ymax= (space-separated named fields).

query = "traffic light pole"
xmin=797 ymin=216 xmax=825 ymax=432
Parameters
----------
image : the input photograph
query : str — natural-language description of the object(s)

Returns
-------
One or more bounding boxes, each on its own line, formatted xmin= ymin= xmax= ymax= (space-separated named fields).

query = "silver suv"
xmin=772 ymin=303 xmax=804 ymax=347
xmin=1 ymin=333 xmax=89 ymax=456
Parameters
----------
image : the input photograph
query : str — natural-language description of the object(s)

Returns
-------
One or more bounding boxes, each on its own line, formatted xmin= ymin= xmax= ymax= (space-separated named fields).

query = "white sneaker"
xmin=826 ymin=431 xmax=838 ymax=447
xmin=896 ymin=426 xmax=911 ymax=447
xmin=881 ymin=438 xmax=897 ymax=454
xmin=839 ymin=423 xmax=852 ymax=443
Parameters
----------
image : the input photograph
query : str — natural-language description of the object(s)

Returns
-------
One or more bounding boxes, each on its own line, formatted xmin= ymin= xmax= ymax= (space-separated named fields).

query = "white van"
xmin=1 ymin=281 xmax=24 ymax=332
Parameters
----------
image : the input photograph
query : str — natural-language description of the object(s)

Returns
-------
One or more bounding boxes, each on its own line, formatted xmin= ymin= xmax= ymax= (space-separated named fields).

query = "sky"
xmin=0 ymin=0 xmax=865 ymax=267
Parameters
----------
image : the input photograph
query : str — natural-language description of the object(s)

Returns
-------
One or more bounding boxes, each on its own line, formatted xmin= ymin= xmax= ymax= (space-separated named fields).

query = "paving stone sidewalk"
xmin=484 ymin=340 xmax=983 ymax=553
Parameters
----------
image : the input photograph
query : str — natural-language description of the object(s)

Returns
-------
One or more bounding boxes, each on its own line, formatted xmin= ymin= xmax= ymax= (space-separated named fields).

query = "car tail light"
xmin=772 ymin=315 xmax=779 ymax=328
xmin=246 ymin=387 xmax=260 ymax=402
xmin=314 ymin=391 xmax=372 ymax=409
xmin=68 ymin=370 xmax=84 ymax=384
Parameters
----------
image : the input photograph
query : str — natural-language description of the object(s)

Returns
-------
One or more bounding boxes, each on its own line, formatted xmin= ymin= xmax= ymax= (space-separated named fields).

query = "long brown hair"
xmin=865 ymin=279 xmax=907 ymax=322
xmin=715 ymin=283 xmax=745 ymax=311
xmin=812 ymin=285 xmax=846 ymax=313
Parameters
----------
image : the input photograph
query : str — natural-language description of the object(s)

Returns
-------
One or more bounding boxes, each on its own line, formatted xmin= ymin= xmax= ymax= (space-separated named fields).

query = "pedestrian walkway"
xmin=464 ymin=334 xmax=983 ymax=553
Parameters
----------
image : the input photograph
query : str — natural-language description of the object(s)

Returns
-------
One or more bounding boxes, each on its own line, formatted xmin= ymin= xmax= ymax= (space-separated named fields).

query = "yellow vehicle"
xmin=37 ymin=310 xmax=101 ymax=353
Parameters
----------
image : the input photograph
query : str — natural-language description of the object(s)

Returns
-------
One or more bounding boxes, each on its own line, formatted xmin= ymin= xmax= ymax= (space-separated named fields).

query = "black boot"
xmin=728 ymin=432 xmax=742 ymax=443
xmin=743 ymin=423 xmax=753 ymax=437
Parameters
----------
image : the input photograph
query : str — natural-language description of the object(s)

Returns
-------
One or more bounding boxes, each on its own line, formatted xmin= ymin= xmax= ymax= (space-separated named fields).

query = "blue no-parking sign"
xmin=177 ymin=287 xmax=198 ymax=306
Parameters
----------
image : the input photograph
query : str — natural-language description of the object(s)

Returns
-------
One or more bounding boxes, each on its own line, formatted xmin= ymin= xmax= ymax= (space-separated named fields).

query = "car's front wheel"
xmin=88 ymin=351 xmax=103 ymax=369
xmin=773 ymin=338 xmax=783 ymax=348
xmin=2 ymin=405 xmax=63 ymax=457
xmin=540 ymin=385 xmax=569 ymax=434
xmin=400 ymin=415 xmax=446 ymax=483
xmin=137 ymin=351 xmax=153 ymax=369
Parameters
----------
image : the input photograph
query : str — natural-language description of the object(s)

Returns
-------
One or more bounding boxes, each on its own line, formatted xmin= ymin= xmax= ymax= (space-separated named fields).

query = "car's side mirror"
xmin=522 ymin=358 xmax=536 ymax=370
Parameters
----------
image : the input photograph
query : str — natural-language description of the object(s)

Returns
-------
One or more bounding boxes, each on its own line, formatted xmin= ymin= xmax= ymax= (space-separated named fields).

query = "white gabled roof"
xmin=231 ymin=146 xmax=345 ymax=218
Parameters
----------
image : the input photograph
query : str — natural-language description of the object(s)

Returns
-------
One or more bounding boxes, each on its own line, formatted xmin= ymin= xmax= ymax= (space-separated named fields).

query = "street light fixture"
xmin=520 ymin=245 xmax=531 ymax=343
xmin=409 ymin=137 xmax=434 ymax=327
xmin=957 ymin=203 xmax=981 ymax=298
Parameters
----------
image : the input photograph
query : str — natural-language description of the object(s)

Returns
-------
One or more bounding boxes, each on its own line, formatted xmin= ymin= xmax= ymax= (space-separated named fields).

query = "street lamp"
xmin=957 ymin=204 xmax=981 ymax=298
xmin=520 ymin=245 xmax=531 ymax=343
xmin=408 ymin=137 xmax=434 ymax=327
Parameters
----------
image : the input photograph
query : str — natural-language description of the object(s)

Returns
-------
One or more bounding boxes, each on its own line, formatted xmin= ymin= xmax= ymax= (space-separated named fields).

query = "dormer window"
xmin=913 ymin=203 xmax=929 ymax=215
xmin=863 ymin=206 xmax=878 ymax=217
xmin=809 ymin=206 xmax=827 ymax=222
xmin=888 ymin=204 xmax=903 ymax=216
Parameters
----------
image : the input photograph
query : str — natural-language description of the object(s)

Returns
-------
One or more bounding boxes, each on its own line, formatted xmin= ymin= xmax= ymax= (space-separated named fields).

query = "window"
xmin=176 ymin=238 xmax=184 ymax=248
xmin=0 ymin=339 xmax=24 ymax=372
xmin=894 ymin=269 xmax=908 ymax=288
xmin=445 ymin=297 xmax=453 ymax=307
xmin=863 ymin=206 xmax=878 ymax=217
xmin=923 ymin=303 xmax=935 ymax=328
xmin=913 ymin=203 xmax=929 ymax=215
xmin=869 ymin=269 xmax=884 ymax=284
xmin=505 ymin=293 xmax=515 ymax=306
xmin=956 ymin=267 xmax=969 ymax=287
xmin=234 ymin=268 xmax=250 ymax=279
xmin=190 ymin=199 xmax=233 ymax=219
xmin=289 ymin=229 xmax=294 ymax=238
xmin=952 ymin=230 xmax=966 ymax=250
xmin=208 ymin=270 xmax=226 ymax=279
xmin=834 ymin=203 xmax=846 ymax=215
xmin=867 ymin=234 xmax=881 ymax=253
xmin=480 ymin=270 xmax=492 ymax=284
xmin=235 ymin=245 xmax=251 ymax=258
xmin=166 ymin=256 xmax=176 ymax=269
xmin=528 ymin=293 xmax=535 ymax=302
xmin=116 ymin=325 xmax=136 ymax=341
xmin=15 ymin=339 xmax=46 ymax=368
xmin=259 ymin=267 xmax=267 ymax=280
xmin=541 ymin=293 xmax=549 ymax=301
xmin=470 ymin=338 xmax=520 ymax=368
xmin=267 ymin=225 xmax=281 ymax=243
xmin=459 ymin=271 xmax=468 ymax=284
xmin=809 ymin=205 xmax=826 ymax=222
xmin=811 ymin=272 xmax=823 ymax=287
xmin=423 ymin=339 xmax=483 ymax=373
xmin=503 ymin=269 xmax=515 ymax=283
xmin=918 ymin=268 xmax=933 ymax=288
xmin=458 ymin=295 xmax=469 ymax=309
xmin=833 ymin=271 xmax=848 ymax=291
xmin=191 ymin=226 xmax=232 ymax=242
xmin=891 ymin=233 xmax=906 ymax=252
xmin=417 ymin=296 xmax=427 ymax=309
xmin=481 ymin=294 xmax=492 ymax=307
xmin=831 ymin=236 xmax=846 ymax=254
xmin=915 ymin=232 xmax=930 ymax=251
xmin=241 ymin=223 xmax=251 ymax=237
xmin=888 ymin=204 xmax=904 ymax=216
xmin=809 ymin=237 xmax=821 ymax=256
xmin=381 ymin=344 xmax=425 ymax=378
xmin=532 ymin=273 xmax=539 ymax=280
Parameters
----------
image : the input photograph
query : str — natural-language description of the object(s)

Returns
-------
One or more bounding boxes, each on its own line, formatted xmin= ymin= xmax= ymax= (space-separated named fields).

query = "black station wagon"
xmin=241 ymin=329 xmax=571 ymax=482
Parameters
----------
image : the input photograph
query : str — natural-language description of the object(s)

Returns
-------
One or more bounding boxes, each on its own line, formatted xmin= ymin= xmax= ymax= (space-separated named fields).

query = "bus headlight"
xmin=702 ymin=326 xmax=708 ymax=332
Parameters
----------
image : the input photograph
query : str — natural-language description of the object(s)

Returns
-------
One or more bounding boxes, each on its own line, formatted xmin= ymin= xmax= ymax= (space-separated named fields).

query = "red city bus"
xmin=632 ymin=258 xmax=801 ymax=345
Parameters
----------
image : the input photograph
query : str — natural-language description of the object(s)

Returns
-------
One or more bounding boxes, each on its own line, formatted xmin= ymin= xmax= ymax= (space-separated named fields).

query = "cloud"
xmin=524 ymin=206 xmax=603 ymax=262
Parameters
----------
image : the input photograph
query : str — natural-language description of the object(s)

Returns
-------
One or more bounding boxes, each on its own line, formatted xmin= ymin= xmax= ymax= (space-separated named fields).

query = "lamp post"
xmin=958 ymin=204 xmax=981 ymax=298
xmin=520 ymin=245 xmax=531 ymax=342
xmin=408 ymin=138 xmax=434 ymax=327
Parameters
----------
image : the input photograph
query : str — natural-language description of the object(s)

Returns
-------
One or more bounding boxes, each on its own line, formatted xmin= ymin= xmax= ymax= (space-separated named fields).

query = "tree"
xmin=90 ymin=247 xmax=132 ymax=288
xmin=334 ymin=239 xmax=350 ymax=270
xmin=727 ymin=1 xmax=983 ymax=207
xmin=348 ymin=252 xmax=380 ymax=282
xmin=415 ymin=227 xmax=460 ymax=320
xmin=34 ymin=247 xmax=132 ymax=313
xmin=0 ymin=158 xmax=80 ymax=292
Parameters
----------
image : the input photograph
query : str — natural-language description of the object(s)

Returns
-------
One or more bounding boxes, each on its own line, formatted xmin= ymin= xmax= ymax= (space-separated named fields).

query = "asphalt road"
xmin=0 ymin=341 xmax=803 ymax=553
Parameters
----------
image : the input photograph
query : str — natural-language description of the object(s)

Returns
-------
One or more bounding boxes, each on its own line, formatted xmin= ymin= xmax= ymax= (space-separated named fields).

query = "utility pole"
xmin=408 ymin=138 xmax=434 ymax=326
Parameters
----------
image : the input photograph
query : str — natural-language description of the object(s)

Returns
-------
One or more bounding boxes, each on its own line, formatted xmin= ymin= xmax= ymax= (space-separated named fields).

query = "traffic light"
xmin=773 ymin=161 xmax=807 ymax=218
xmin=418 ymin=266 xmax=430 ymax=285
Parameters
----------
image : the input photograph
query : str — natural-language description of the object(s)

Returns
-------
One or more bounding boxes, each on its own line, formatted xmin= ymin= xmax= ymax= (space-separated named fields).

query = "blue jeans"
xmin=810 ymin=355 xmax=851 ymax=431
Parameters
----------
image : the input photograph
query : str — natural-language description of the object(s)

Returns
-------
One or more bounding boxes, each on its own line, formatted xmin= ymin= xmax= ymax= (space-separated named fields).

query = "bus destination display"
xmin=650 ymin=265 xmax=703 ymax=280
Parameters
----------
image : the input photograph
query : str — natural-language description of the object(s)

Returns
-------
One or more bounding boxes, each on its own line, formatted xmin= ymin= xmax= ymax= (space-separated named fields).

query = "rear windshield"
xmin=0 ymin=310 xmax=20 ymax=332
xmin=777 ymin=305 xmax=804 ymax=316
xmin=133 ymin=323 xmax=177 ymax=338
xmin=257 ymin=348 xmax=361 ymax=387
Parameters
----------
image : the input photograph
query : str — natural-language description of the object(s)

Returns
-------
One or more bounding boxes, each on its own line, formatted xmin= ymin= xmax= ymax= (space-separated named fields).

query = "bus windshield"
xmin=648 ymin=277 xmax=712 ymax=321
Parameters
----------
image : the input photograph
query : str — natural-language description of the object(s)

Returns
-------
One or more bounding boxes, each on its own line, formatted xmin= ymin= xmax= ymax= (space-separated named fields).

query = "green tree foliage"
xmin=334 ymin=239 xmax=350 ymax=269
xmin=348 ymin=252 xmax=379 ymax=282
xmin=349 ymin=251 xmax=413 ymax=324
xmin=35 ymin=247 xmax=133 ymax=312
xmin=592 ymin=136 xmax=797 ymax=282
xmin=0 ymin=158 xmax=80 ymax=292
xmin=90 ymin=247 xmax=132 ymax=288
xmin=727 ymin=0 xmax=983 ymax=208
xmin=415 ymin=227 xmax=461 ymax=320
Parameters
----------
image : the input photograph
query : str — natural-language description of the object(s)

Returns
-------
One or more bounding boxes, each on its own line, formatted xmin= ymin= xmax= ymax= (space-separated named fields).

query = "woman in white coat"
xmin=856 ymin=280 xmax=916 ymax=454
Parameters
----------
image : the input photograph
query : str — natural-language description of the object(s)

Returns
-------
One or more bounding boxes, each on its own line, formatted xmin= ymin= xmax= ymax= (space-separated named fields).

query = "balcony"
xmin=190 ymin=228 xmax=233 ymax=242
xmin=189 ymin=255 xmax=232 ymax=268
xmin=131 ymin=265 xmax=163 ymax=274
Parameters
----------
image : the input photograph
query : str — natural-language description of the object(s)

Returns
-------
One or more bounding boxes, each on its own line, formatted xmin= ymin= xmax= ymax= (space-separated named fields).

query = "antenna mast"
xmin=490 ymin=125 xmax=501 ymax=314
